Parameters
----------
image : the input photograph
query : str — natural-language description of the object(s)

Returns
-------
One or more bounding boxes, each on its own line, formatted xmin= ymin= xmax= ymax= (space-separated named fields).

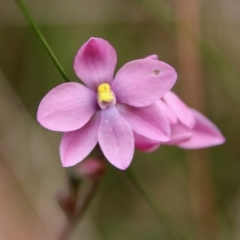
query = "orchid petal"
xmin=165 ymin=123 xmax=193 ymax=145
xmin=134 ymin=133 xmax=160 ymax=152
xmin=144 ymin=54 xmax=158 ymax=60
xmin=156 ymin=100 xmax=178 ymax=125
xmin=178 ymin=109 xmax=225 ymax=149
xmin=98 ymin=107 xmax=134 ymax=170
xmin=37 ymin=83 xmax=97 ymax=132
xmin=117 ymin=103 xmax=170 ymax=142
xmin=74 ymin=38 xmax=117 ymax=91
xmin=112 ymin=59 xmax=177 ymax=107
xmin=163 ymin=91 xmax=195 ymax=129
xmin=60 ymin=111 xmax=101 ymax=167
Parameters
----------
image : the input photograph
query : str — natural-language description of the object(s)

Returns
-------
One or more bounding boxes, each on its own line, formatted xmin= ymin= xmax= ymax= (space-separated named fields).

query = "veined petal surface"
xmin=37 ymin=82 xmax=97 ymax=132
xmin=60 ymin=111 xmax=101 ymax=167
xmin=112 ymin=59 xmax=177 ymax=107
xmin=117 ymin=103 xmax=170 ymax=142
xmin=98 ymin=107 xmax=134 ymax=170
xmin=73 ymin=38 xmax=117 ymax=91
xmin=178 ymin=109 xmax=225 ymax=149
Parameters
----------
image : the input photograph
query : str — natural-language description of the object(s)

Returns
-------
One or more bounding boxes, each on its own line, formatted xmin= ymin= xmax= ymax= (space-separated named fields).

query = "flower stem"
xmin=125 ymin=168 xmax=188 ymax=240
xmin=13 ymin=0 xmax=70 ymax=82
xmin=58 ymin=178 xmax=99 ymax=240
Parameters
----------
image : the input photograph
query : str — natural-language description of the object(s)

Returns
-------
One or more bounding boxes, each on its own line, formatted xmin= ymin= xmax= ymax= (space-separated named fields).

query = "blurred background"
xmin=0 ymin=0 xmax=239 ymax=239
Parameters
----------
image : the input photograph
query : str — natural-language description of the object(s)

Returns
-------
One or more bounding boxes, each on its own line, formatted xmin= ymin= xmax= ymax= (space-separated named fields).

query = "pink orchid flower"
xmin=135 ymin=91 xmax=225 ymax=151
xmin=134 ymin=56 xmax=225 ymax=151
xmin=37 ymin=38 xmax=177 ymax=170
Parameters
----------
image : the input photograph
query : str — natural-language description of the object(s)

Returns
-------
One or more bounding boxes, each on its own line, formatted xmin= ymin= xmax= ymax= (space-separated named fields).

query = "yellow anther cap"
xmin=97 ymin=83 xmax=116 ymax=109
xmin=98 ymin=84 xmax=114 ymax=103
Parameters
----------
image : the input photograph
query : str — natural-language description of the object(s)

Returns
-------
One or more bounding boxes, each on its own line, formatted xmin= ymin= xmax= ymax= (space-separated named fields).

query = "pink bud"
xmin=75 ymin=158 xmax=106 ymax=179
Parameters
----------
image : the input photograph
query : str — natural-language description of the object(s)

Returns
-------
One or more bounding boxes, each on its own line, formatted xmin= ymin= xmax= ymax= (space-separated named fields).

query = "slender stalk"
xmin=125 ymin=168 xmax=187 ymax=240
xmin=58 ymin=179 xmax=99 ymax=240
xmin=74 ymin=180 xmax=99 ymax=226
xmin=13 ymin=0 xmax=70 ymax=82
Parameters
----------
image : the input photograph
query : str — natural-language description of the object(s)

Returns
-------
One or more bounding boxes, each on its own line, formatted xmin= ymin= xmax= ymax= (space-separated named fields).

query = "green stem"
xmin=58 ymin=179 xmax=99 ymax=240
xmin=13 ymin=0 xmax=70 ymax=82
xmin=125 ymin=168 xmax=187 ymax=240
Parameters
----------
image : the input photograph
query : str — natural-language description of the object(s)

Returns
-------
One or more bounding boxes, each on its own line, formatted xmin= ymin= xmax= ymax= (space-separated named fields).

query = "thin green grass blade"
xmin=125 ymin=167 xmax=190 ymax=240
xmin=13 ymin=0 xmax=70 ymax=82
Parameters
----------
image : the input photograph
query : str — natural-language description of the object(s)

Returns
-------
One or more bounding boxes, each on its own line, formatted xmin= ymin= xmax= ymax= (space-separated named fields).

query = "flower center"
xmin=98 ymin=83 xmax=114 ymax=102
xmin=97 ymin=83 xmax=116 ymax=109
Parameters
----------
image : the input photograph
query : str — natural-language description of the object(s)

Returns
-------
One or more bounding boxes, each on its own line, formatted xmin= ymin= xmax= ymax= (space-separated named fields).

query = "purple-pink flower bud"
xmin=75 ymin=158 xmax=106 ymax=179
